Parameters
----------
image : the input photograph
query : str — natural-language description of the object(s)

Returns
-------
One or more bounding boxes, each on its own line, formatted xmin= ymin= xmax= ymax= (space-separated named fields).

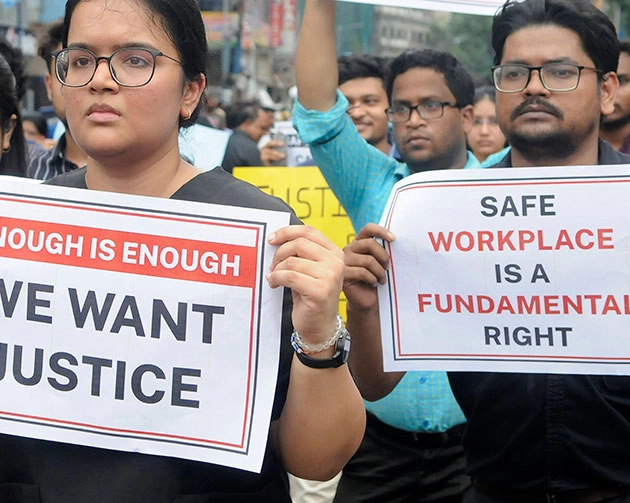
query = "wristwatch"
xmin=292 ymin=327 xmax=351 ymax=369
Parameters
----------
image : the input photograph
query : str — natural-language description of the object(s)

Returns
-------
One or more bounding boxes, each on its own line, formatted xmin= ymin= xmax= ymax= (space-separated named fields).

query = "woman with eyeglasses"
xmin=0 ymin=53 xmax=26 ymax=177
xmin=466 ymin=85 xmax=508 ymax=165
xmin=2 ymin=0 xmax=365 ymax=501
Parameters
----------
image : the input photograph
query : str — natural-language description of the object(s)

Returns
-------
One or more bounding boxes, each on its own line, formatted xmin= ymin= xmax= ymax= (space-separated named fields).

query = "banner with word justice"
xmin=0 ymin=178 xmax=289 ymax=473
xmin=234 ymin=166 xmax=355 ymax=317
xmin=378 ymin=164 xmax=630 ymax=375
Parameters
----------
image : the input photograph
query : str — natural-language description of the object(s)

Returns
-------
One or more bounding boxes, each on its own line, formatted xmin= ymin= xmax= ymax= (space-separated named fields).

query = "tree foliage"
xmin=428 ymin=13 xmax=495 ymax=86
xmin=601 ymin=0 xmax=629 ymax=40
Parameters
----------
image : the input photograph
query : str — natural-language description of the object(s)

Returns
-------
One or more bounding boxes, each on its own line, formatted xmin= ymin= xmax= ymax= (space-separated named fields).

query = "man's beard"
xmin=601 ymin=112 xmax=630 ymax=132
xmin=508 ymin=129 xmax=579 ymax=162
xmin=506 ymin=97 xmax=591 ymax=163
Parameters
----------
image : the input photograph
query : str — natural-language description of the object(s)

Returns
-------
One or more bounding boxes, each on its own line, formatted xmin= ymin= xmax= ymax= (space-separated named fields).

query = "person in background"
xmin=1 ymin=0 xmax=366 ymax=500
xmin=222 ymin=100 xmax=285 ymax=172
xmin=28 ymin=19 xmax=88 ymax=180
xmin=600 ymin=40 xmax=630 ymax=153
xmin=0 ymin=53 xmax=26 ymax=177
xmin=0 ymin=34 xmax=47 ymax=162
xmin=293 ymin=1 xmax=475 ymax=502
xmin=300 ymin=53 xmax=393 ymax=167
xmin=290 ymin=48 xmax=395 ymax=503
xmin=22 ymin=112 xmax=49 ymax=146
xmin=0 ymin=35 xmax=27 ymax=104
xmin=259 ymin=105 xmax=277 ymax=134
xmin=338 ymin=54 xmax=392 ymax=156
xmin=466 ymin=85 xmax=509 ymax=165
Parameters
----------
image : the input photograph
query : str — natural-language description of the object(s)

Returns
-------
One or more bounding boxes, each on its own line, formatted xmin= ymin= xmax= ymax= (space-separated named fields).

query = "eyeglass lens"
xmin=494 ymin=63 xmax=583 ymax=92
xmin=56 ymin=48 xmax=157 ymax=87
xmin=387 ymin=102 xmax=447 ymax=123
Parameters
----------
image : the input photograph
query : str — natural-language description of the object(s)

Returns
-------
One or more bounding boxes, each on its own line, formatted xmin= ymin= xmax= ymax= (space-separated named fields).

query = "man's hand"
xmin=343 ymin=223 xmax=395 ymax=311
xmin=260 ymin=140 xmax=287 ymax=166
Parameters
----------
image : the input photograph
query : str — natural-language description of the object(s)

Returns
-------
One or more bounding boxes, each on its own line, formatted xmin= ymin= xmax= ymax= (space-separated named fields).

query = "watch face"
xmin=339 ymin=329 xmax=351 ymax=363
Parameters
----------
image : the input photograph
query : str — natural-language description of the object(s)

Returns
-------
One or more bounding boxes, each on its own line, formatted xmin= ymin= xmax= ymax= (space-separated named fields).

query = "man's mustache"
xmin=510 ymin=98 xmax=564 ymax=121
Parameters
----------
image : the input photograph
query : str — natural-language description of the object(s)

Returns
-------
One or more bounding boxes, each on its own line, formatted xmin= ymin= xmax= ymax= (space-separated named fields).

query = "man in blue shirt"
xmin=293 ymin=1 xmax=475 ymax=501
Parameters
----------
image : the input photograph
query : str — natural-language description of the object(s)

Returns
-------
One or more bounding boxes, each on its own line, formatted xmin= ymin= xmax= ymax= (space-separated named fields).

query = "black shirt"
xmin=448 ymin=140 xmax=630 ymax=491
xmin=0 ymin=167 xmax=298 ymax=502
xmin=221 ymin=130 xmax=263 ymax=174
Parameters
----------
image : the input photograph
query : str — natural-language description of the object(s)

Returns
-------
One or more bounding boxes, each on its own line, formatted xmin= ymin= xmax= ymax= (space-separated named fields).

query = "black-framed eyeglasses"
xmin=385 ymin=101 xmax=458 ymax=123
xmin=53 ymin=47 xmax=182 ymax=88
xmin=491 ymin=63 xmax=603 ymax=93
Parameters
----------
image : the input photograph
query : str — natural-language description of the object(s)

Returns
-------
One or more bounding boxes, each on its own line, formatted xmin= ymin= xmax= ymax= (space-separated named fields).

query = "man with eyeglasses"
xmin=447 ymin=0 xmax=630 ymax=501
xmin=601 ymin=40 xmax=630 ymax=154
xmin=27 ymin=20 xmax=88 ymax=181
xmin=292 ymin=2 xmax=476 ymax=502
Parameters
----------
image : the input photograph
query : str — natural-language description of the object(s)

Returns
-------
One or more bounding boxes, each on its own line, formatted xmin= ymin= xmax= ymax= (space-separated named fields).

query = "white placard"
xmin=338 ymin=0 xmax=505 ymax=16
xmin=0 ymin=178 xmax=289 ymax=473
xmin=379 ymin=164 xmax=630 ymax=375
xmin=179 ymin=124 xmax=231 ymax=171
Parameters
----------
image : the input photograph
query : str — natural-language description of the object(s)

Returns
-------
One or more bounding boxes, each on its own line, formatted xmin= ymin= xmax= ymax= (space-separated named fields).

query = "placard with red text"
xmin=378 ymin=165 xmax=630 ymax=374
xmin=0 ymin=178 xmax=289 ymax=472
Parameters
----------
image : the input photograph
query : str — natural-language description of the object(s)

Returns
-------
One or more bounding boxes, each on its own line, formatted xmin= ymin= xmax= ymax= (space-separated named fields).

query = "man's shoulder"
xmin=226 ymin=130 xmax=256 ymax=150
xmin=29 ymin=145 xmax=56 ymax=164
xmin=27 ymin=147 xmax=58 ymax=179
xmin=599 ymin=138 xmax=630 ymax=165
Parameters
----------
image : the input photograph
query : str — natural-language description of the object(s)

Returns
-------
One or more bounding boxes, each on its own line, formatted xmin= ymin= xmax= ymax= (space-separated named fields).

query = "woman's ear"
xmin=181 ymin=74 xmax=207 ymax=120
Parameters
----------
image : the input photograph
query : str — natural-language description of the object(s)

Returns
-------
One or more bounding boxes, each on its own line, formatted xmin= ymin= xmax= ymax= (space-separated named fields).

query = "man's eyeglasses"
xmin=491 ymin=63 xmax=603 ymax=93
xmin=53 ymin=47 xmax=182 ymax=88
xmin=386 ymin=101 xmax=458 ymax=123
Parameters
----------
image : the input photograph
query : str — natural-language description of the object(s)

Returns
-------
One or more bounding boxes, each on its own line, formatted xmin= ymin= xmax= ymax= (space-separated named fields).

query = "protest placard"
xmin=379 ymin=165 xmax=630 ymax=375
xmin=0 ymin=178 xmax=289 ymax=473
xmin=233 ymin=166 xmax=355 ymax=317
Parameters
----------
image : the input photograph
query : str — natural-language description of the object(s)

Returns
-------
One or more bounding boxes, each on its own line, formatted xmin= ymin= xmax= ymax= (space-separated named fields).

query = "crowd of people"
xmin=1 ymin=0 xmax=630 ymax=501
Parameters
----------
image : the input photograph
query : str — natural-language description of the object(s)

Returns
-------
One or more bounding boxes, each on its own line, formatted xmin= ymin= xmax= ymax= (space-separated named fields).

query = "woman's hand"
xmin=267 ymin=225 xmax=343 ymax=350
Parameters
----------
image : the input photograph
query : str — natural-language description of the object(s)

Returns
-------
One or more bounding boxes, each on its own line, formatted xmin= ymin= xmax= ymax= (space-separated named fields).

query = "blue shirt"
xmin=467 ymin=146 xmax=511 ymax=169
xmin=293 ymin=91 xmax=467 ymax=432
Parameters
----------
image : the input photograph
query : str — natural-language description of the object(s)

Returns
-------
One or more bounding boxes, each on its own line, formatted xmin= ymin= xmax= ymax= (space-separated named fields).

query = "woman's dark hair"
xmin=0 ymin=36 xmax=27 ymax=101
xmin=62 ymin=0 xmax=208 ymax=127
xmin=473 ymin=85 xmax=496 ymax=105
xmin=0 ymin=54 xmax=26 ymax=177
xmin=492 ymin=0 xmax=619 ymax=76
xmin=386 ymin=49 xmax=474 ymax=108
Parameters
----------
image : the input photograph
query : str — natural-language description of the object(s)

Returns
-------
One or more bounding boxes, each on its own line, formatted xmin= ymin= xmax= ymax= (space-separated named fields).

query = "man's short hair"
xmin=492 ymin=0 xmax=619 ymax=76
xmin=38 ymin=19 xmax=64 ymax=71
xmin=337 ymin=54 xmax=388 ymax=89
xmin=385 ymin=49 xmax=474 ymax=108
xmin=225 ymin=100 xmax=260 ymax=130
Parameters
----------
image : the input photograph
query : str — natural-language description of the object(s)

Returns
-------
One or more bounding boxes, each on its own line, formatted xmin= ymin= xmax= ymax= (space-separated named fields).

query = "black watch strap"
xmin=294 ymin=328 xmax=351 ymax=369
